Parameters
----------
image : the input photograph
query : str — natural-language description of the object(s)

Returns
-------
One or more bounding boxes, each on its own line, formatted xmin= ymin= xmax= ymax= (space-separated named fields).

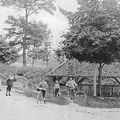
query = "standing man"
xmin=6 ymin=77 xmax=13 ymax=96
xmin=66 ymin=77 xmax=78 ymax=100
xmin=54 ymin=80 xmax=60 ymax=98
xmin=38 ymin=80 xmax=48 ymax=104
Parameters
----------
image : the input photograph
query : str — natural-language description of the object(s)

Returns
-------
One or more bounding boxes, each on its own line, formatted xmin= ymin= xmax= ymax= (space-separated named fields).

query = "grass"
xmin=14 ymin=87 xmax=70 ymax=105
xmin=14 ymin=86 xmax=120 ymax=108
xmin=75 ymin=96 xmax=120 ymax=108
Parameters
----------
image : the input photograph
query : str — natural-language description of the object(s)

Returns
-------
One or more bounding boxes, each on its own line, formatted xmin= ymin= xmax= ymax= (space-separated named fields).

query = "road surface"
xmin=0 ymin=88 xmax=120 ymax=120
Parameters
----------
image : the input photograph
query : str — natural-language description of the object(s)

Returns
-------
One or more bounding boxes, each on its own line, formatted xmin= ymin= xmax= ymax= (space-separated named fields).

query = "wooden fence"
xmin=78 ymin=84 xmax=120 ymax=97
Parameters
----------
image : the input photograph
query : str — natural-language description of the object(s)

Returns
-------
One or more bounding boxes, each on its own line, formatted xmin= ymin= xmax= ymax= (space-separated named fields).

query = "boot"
xmin=43 ymin=98 xmax=46 ymax=104
xmin=9 ymin=92 xmax=11 ymax=96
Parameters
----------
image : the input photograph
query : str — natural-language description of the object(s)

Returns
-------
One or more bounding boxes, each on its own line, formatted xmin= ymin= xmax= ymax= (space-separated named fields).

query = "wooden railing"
xmin=78 ymin=84 xmax=120 ymax=97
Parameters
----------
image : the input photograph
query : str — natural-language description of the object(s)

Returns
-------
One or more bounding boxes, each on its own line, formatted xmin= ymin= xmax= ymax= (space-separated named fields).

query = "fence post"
xmin=93 ymin=65 xmax=97 ymax=96
xmin=49 ymin=77 xmax=54 ymax=95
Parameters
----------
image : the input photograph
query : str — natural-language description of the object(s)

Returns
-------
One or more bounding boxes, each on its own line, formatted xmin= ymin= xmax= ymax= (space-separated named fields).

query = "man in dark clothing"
xmin=6 ymin=77 xmax=13 ymax=96
xmin=37 ymin=80 xmax=48 ymax=104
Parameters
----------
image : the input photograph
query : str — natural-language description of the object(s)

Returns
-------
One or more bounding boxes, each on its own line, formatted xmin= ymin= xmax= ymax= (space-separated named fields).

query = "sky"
xmin=0 ymin=0 xmax=78 ymax=49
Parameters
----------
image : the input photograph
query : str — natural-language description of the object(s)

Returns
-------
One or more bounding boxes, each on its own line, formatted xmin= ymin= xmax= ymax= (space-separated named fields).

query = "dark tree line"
xmin=0 ymin=36 xmax=19 ymax=64
xmin=59 ymin=0 xmax=120 ymax=96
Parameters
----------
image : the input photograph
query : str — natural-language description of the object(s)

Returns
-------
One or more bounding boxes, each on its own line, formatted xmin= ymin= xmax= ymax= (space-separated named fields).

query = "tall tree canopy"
xmin=60 ymin=0 xmax=120 ymax=96
xmin=2 ymin=0 xmax=56 ymax=66
xmin=0 ymin=36 xmax=19 ymax=64
xmin=27 ymin=47 xmax=50 ymax=66
xmin=2 ymin=0 xmax=56 ymax=15
xmin=5 ymin=16 xmax=51 ymax=63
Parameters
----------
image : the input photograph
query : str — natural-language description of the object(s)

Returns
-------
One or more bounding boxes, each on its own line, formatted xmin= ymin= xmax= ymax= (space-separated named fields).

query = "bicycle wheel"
xmin=59 ymin=89 xmax=69 ymax=98
xmin=74 ymin=91 xmax=86 ymax=103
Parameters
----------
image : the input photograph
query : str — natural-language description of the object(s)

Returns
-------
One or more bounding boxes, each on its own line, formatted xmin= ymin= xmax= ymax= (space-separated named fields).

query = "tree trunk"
xmin=93 ymin=65 xmax=97 ymax=96
xmin=32 ymin=59 xmax=35 ymax=66
xmin=23 ymin=8 xmax=28 ymax=66
xmin=97 ymin=63 xmax=102 ymax=96
xmin=23 ymin=37 xmax=27 ymax=66
xmin=49 ymin=77 xmax=54 ymax=94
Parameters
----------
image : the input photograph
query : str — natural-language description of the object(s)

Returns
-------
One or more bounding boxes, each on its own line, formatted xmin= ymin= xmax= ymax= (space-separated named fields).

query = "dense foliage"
xmin=5 ymin=16 xmax=51 ymax=66
xmin=0 ymin=38 xmax=19 ymax=64
xmin=27 ymin=47 xmax=50 ymax=66
xmin=0 ymin=64 xmax=51 ymax=88
xmin=60 ymin=0 xmax=120 ymax=96
xmin=61 ymin=0 xmax=120 ymax=64
xmin=54 ymin=48 xmax=65 ymax=64
xmin=2 ymin=0 xmax=56 ymax=66
xmin=5 ymin=16 xmax=50 ymax=46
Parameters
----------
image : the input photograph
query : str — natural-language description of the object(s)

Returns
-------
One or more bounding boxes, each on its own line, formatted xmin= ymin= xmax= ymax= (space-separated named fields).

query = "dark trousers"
xmin=41 ymin=90 xmax=46 ymax=98
xmin=6 ymin=85 xmax=12 ymax=96
xmin=55 ymin=88 xmax=59 ymax=97
xmin=69 ymin=89 xmax=75 ymax=100
xmin=7 ymin=86 xmax=12 ymax=91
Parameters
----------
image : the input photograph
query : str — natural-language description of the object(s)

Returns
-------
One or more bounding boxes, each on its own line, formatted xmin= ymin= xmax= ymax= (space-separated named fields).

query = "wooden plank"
xmin=47 ymin=74 xmax=120 ymax=78
xmin=93 ymin=66 xmax=97 ymax=96
xmin=113 ymin=77 xmax=120 ymax=85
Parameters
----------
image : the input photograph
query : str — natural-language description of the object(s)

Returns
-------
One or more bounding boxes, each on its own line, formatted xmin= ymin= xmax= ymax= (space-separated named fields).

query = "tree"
xmin=102 ymin=0 xmax=120 ymax=25
xmin=0 ymin=36 xmax=19 ymax=64
xmin=5 ymin=16 xmax=26 ymax=49
xmin=54 ymin=48 xmax=65 ymax=64
xmin=5 ymin=16 xmax=51 ymax=66
xmin=60 ymin=0 xmax=120 ymax=96
xmin=27 ymin=20 xmax=51 ymax=66
xmin=27 ymin=47 xmax=50 ymax=66
xmin=2 ymin=0 xmax=56 ymax=66
xmin=26 ymin=20 xmax=51 ymax=47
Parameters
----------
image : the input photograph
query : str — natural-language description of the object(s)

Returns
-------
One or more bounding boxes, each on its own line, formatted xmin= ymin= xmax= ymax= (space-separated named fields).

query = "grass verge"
xmin=14 ymin=87 xmax=120 ymax=108
xmin=75 ymin=96 xmax=120 ymax=108
xmin=14 ymin=87 xmax=70 ymax=105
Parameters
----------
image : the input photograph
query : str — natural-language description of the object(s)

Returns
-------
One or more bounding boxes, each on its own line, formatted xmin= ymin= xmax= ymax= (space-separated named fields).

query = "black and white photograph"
xmin=0 ymin=0 xmax=120 ymax=120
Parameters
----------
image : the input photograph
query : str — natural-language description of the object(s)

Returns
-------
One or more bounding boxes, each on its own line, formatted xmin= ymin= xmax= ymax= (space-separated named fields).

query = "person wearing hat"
xmin=66 ymin=77 xmax=78 ymax=100
xmin=6 ymin=76 xmax=13 ymax=96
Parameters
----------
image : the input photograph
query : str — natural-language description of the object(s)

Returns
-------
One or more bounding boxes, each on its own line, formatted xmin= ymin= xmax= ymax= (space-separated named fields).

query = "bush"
xmin=0 ymin=64 xmax=18 ymax=78
xmin=15 ymin=88 xmax=69 ymax=105
xmin=0 ymin=64 xmax=51 ymax=88
xmin=0 ymin=64 xmax=70 ymax=105
xmin=16 ymin=66 xmax=51 ymax=89
xmin=75 ymin=96 xmax=120 ymax=108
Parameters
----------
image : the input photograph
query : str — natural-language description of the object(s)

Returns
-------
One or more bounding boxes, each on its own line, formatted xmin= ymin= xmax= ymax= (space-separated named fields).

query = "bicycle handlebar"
xmin=66 ymin=85 xmax=79 ymax=90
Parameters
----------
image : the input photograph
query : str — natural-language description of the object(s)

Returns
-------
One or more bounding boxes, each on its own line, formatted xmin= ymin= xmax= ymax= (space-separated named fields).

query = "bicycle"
xmin=59 ymin=86 xmax=86 ymax=103
xmin=58 ymin=88 xmax=69 ymax=98
xmin=74 ymin=89 xmax=86 ymax=103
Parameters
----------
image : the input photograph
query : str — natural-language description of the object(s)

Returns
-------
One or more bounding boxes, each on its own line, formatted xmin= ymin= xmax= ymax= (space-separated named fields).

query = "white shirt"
xmin=66 ymin=80 xmax=77 ymax=89
xmin=54 ymin=83 xmax=60 ymax=89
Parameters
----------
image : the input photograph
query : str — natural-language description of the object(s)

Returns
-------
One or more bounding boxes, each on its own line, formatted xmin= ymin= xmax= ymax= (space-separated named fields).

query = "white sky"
xmin=0 ymin=0 xmax=78 ymax=49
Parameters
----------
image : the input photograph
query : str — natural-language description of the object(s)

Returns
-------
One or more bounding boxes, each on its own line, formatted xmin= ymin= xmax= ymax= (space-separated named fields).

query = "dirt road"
xmin=0 ymin=88 xmax=120 ymax=120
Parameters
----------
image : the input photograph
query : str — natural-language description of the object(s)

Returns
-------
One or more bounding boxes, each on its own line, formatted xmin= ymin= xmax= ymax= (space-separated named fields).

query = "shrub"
xmin=0 ymin=64 xmax=51 ymax=88
xmin=75 ymin=96 xmax=120 ymax=108
xmin=16 ymin=66 xmax=51 ymax=88
xmin=15 ymin=88 xmax=69 ymax=105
